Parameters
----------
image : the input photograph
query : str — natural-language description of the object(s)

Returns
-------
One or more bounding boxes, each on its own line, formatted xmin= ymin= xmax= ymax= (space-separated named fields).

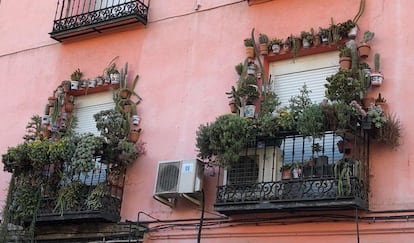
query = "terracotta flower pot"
xmin=129 ymin=129 xmax=141 ymax=143
xmin=358 ymin=43 xmax=371 ymax=58
xmin=259 ymin=43 xmax=268 ymax=55
xmin=120 ymin=89 xmax=130 ymax=99
xmin=229 ymin=100 xmax=238 ymax=114
xmin=65 ymin=102 xmax=75 ymax=113
xmin=281 ymin=169 xmax=292 ymax=180
xmin=246 ymin=46 xmax=255 ymax=59
xmin=339 ymin=57 xmax=352 ymax=70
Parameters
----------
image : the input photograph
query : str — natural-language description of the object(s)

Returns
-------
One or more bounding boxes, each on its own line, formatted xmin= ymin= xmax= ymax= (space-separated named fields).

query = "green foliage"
xmin=367 ymin=104 xmax=387 ymax=128
xmin=70 ymin=68 xmax=82 ymax=81
xmin=117 ymin=140 xmax=139 ymax=166
xmin=27 ymin=140 xmax=50 ymax=169
xmin=238 ymin=75 xmax=259 ymax=103
xmin=376 ymin=113 xmax=401 ymax=148
xmin=288 ymin=84 xmax=312 ymax=122
xmin=235 ymin=63 xmax=244 ymax=76
xmin=244 ymin=38 xmax=254 ymax=47
xmin=339 ymin=46 xmax=351 ymax=57
xmin=325 ymin=69 xmax=361 ymax=104
xmin=374 ymin=53 xmax=381 ymax=72
xmin=54 ymin=180 xmax=82 ymax=215
xmin=86 ymin=183 xmax=106 ymax=210
xmin=362 ymin=30 xmax=374 ymax=43
xmin=297 ymin=104 xmax=325 ymax=138
xmin=196 ymin=114 xmax=254 ymax=167
xmin=23 ymin=115 xmax=42 ymax=142
xmin=94 ymin=109 xmax=129 ymax=141
xmin=10 ymin=178 xmax=40 ymax=220
xmin=71 ymin=134 xmax=104 ymax=174
xmin=258 ymin=33 xmax=269 ymax=44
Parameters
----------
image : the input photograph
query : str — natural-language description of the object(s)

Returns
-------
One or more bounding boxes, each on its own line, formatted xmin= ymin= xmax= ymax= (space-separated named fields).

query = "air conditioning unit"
xmin=153 ymin=159 xmax=204 ymax=207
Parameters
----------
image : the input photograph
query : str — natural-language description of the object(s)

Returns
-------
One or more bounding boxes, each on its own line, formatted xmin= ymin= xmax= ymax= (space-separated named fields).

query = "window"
xmin=269 ymin=52 xmax=339 ymax=106
xmin=269 ymin=52 xmax=341 ymax=165
xmin=72 ymin=92 xmax=114 ymax=185
xmin=73 ymin=92 xmax=114 ymax=135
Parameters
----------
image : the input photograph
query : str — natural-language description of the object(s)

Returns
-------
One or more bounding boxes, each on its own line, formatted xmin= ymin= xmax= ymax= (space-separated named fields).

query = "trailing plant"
xmin=86 ymin=183 xmax=106 ymax=210
xmin=71 ymin=133 xmax=104 ymax=174
xmin=117 ymin=140 xmax=139 ymax=166
xmin=375 ymin=113 xmax=401 ymax=148
xmin=54 ymin=180 xmax=82 ymax=215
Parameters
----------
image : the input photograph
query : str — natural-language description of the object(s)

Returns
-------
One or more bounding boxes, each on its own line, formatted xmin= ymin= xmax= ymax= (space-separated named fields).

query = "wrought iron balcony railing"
xmin=33 ymin=157 xmax=126 ymax=224
xmin=50 ymin=0 xmax=149 ymax=42
xmin=214 ymin=131 xmax=369 ymax=215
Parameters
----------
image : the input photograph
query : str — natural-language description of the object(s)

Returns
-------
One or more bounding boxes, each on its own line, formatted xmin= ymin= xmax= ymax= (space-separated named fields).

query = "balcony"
xmin=214 ymin=131 xmax=369 ymax=215
xmin=31 ymin=158 xmax=126 ymax=224
xmin=50 ymin=0 xmax=149 ymax=42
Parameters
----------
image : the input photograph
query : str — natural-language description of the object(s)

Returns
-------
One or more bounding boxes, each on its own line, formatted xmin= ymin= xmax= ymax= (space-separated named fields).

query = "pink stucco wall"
xmin=1 ymin=0 xmax=414 ymax=241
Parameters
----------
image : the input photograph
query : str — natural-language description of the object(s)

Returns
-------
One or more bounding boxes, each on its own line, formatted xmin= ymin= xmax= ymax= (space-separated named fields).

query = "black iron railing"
xmin=50 ymin=0 xmax=148 ymax=41
xmin=35 ymin=158 xmax=126 ymax=223
xmin=214 ymin=131 xmax=369 ymax=214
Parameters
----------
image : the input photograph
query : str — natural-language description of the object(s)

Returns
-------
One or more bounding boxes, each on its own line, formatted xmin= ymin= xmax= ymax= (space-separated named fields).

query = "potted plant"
xmin=325 ymin=69 xmax=361 ymax=104
xmin=280 ymin=164 xmax=293 ymax=180
xmin=366 ymin=104 xmax=387 ymax=129
xmin=238 ymin=75 xmax=259 ymax=118
xmin=61 ymin=80 xmax=71 ymax=93
xmin=310 ymin=28 xmax=321 ymax=47
xmin=268 ymin=38 xmax=283 ymax=54
xmin=195 ymin=114 xmax=254 ymax=168
xmin=319 ymin=27 xmax=329 ymax=44
xmin=375 ymin=113 xmax=401 ymax=148
xmin=129 ymin=128 xmax=142 ymax=143
xmin=312 ymin=143 xmax=328 ymax=166
xmin=292 ymin=162 xmax=302 ymax=179
xmin=375 ymin=93 xmax=386 ymax=110
xmin=258 ymin=33 xmax=269 ymax=55
xmin=297 ymin=104 xmax=325 ymax=138
xmin=300 ymin=30 xmax=313 ymax=49
xmin=339 ymin=46 xmax=352 ymax=70
xmin=370 ymin=53 xmax=384 ymax=87
xmin=282 ymin=36 xmax=292 ymax=53
xmin=70 ymin=68 xmax=82 ymax=90
xmin=338 ymin=19 xmax=357 ymax=39
xmin=244 ymin=38 xmax=255 ymax=59
xmin=358 ymin=30 xmax=374 ymax=58
xmin=64 ymin=95 xmax=75 ymax=113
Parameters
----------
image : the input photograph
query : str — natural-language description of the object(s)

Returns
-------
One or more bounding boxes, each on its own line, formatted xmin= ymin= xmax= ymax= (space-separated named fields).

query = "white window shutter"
xmin=73 ymin=92 xmax=114 ymax=135
xmin=269 ymin=52 xmax=339 ymax=106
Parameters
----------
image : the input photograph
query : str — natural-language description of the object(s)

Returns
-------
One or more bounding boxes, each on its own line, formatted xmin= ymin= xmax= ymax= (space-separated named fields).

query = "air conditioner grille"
xmin=156 ymin=162 xmax=180 ymax=193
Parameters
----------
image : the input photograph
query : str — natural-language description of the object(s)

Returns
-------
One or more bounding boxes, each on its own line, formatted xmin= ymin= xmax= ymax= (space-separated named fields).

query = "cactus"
xmin=258 ymin=33 xmax=269 ymax=44
xmin=374 ymin=53 xmax=380 ymax=72
xmin=362 ymin=31 xmax=375 ymax=43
